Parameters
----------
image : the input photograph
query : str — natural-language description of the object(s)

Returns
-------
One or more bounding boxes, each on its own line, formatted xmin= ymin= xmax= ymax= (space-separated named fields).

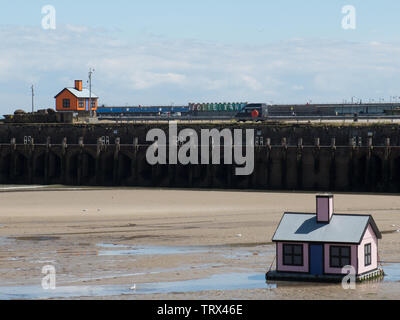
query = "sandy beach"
xmin=0 ymin=187 xmax=399 ymax=299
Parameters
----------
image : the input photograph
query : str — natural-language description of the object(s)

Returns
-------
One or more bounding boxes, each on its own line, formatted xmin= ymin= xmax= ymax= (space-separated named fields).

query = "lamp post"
xmin=31 ymin=85 xmax=34 ymax=113
xmin=88 ymin=68 xmax=95 ymax=117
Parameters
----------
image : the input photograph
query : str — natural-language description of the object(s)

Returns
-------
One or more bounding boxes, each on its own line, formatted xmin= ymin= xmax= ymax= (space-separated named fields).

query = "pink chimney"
xmin=316 ymin=194 xmax=333 ymax=223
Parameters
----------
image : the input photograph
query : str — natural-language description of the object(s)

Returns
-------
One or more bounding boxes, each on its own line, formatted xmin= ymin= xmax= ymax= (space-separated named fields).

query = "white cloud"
xmin=292 ymin=85 xmax=304 ymax=91
xmin=129 ymin=72 xmax=186 ymax=90
xmin=241 ymin=75 xmax=263 ymax=91
xmin=1 ymin=25 xmax=400 ymax=113
xmin=65 ymin=24 xmax=89 ymax=33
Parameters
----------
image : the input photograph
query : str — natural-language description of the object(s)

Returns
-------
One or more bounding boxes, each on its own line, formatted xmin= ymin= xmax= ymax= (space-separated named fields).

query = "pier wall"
xmin=1 ymin=123 xmax=400 ymax=192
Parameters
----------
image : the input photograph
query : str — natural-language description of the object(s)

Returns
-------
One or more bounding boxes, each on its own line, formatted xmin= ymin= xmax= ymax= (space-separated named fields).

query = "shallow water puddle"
xmin=0 ymin=284 xmax=129 ymax=300
xmin=0 ymin=185 xmax=48 ymax=191
xmin=382 ymin=263 xmax=400 ymax=282
xmin=2 ymin=264 xmax=400 ymax=299
xmin=11 ymin=236 xmax=60 ymax=241
xmin=137 ymin=272 xmax=276 ymax=294
xmin=55 ymin=262 xmax=226 ymax=284
xmin=96 ymin=243 xmax=271 ymax=258
xmin=0 ymin=272 xmax=273 ymax=299
xmin=96 ymin=243 xmax=207 ymax=256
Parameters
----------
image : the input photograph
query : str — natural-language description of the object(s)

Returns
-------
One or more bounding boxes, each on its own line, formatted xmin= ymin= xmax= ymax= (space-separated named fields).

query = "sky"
xmin=0 ymin=0 xmax=400 ymax=114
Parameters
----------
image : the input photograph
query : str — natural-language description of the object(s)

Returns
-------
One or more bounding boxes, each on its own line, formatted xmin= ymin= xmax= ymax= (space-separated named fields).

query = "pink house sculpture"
xmin=266 ymin=194 xmax=384 ymax=282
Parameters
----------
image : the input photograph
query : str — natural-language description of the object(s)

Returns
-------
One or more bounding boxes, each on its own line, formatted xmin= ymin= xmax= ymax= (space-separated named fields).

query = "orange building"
xmin=55 ymin=80 xmax=98 ymax=112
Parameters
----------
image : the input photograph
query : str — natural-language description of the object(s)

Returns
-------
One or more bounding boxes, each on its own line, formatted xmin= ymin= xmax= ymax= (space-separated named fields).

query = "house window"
xmin=330 ymin=246 xmax=351 ymax=268
xmin=62 ymin=99 xmax=70 ymax=108
xmin=365 ymin=243 xmax=372 ymax=266
xmin=91 ymin=100 xmax=96 ymax=108
xmin=283 ymin=244 xmax=303 ymax=266
xmin=79 ymin=99 xmax=84 ymax=108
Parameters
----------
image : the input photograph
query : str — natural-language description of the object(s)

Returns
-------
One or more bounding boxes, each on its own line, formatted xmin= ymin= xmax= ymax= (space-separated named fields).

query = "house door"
xmin=309 ymin=244 xmax=323 ymax=275
xmin=86 ymin=99 xmax=90 ymax=111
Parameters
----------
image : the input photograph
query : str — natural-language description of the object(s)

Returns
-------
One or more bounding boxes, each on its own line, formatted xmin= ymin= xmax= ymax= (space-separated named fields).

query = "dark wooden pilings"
xmin=1 ymin=135 xmax=400 ymax=192
xmin=27 ymin=137 xmax=34 ymax=184
xmin=44 ymin=137 xmax=51 ymax=184
xmin=314 ymin=138 xmax=320 ymax=175
xmin=383 ymin=138 xmax=391 ymax=188
xmin=296 ymin=138 xmax=303 ymax=190
xmin=329 ymin=138 xmax=336 ymax=190
xmin=266 ymin=138 xmax=272 ymax=189
xmin=61 ymin=137 xmax=67 ymax=184
xmin=77 ymin=137 xmax=84 ymax=185
xmin=10 ymin=138 xmax=16 ymax=181
xmin=96 ymin=137 xmax=103 ymax=185
xmin=281 ymin=137 xmax=287 ymax=189
xmin=366 ymin=137 xmax=373 ymax=190
xmin=113 ymin=137 xmax=120 ymax=185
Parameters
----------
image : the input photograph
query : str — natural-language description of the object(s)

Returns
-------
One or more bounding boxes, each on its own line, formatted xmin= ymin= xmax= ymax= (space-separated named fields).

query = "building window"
xmin=90 ymin=100 xmax=96 ymax=108
xmin=79 ymin=99 xmax=84 ymax=108
xmin=365 ymin=243 xmax=372 ymax=266
xmin=62 ymin=99 xmax=70 ymax=108
xmin=330 ymin=246 xmax=351 ymax=268
xmin=283 ymin=244 xmax=303 ymax=266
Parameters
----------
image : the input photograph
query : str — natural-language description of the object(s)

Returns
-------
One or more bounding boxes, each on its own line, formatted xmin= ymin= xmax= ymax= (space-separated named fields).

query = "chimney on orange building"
xmin=75 ymin=80 xmax=82 ymax=91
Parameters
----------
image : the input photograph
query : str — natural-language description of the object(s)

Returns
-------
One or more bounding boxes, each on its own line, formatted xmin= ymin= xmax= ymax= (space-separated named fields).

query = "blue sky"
xmin=0 ymin=1 xmax=399 ymax=113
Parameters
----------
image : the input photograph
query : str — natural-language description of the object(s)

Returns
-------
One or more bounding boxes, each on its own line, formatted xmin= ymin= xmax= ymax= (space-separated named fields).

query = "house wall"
xmin=88 ymin=98 xmax=98 ymax=111
xmin=78 ymin=98 xmax=98 ymax=111
xmin=358 ymin=224 xmax=378 ymax=274
xmin=324 ymin=243 xmax=358 ymax=274
xmin=56 ymin=90 xmax=78 ymax=111
xmin=276 ymin=242 xmax=309 ymax=273
xmin=56 ymin=91 xmax=98 ymax=112
xmin=77 ymin=98 xmax=85 ymax=111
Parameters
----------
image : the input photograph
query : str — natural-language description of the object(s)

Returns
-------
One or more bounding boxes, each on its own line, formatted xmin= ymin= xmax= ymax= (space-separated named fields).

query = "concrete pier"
xmin=1 ymin=122 xmax=400 ymax=192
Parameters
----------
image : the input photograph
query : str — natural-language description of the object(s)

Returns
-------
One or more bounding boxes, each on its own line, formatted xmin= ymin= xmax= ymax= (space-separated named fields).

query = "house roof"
xmin=272 ymin=213 xmax=382 ymax=244
xmin=54 ymin=88 xmax=98 ymax=99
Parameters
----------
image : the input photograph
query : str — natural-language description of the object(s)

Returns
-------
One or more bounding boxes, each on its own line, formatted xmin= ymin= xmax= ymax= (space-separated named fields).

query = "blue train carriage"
xmin=97 ymin=106 xmax=189 ymax=117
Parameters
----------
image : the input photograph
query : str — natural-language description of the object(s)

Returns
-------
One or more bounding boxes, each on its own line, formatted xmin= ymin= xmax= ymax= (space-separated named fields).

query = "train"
xmin=96 ymin=102 xmax=400 ymax=120
xmin=96 ymin=106 xmax=189 ymax=117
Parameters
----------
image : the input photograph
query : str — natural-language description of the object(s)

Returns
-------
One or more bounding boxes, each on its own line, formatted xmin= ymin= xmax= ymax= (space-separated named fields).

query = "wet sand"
xmin=0 ymin=187 xmax=399 ymax=299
